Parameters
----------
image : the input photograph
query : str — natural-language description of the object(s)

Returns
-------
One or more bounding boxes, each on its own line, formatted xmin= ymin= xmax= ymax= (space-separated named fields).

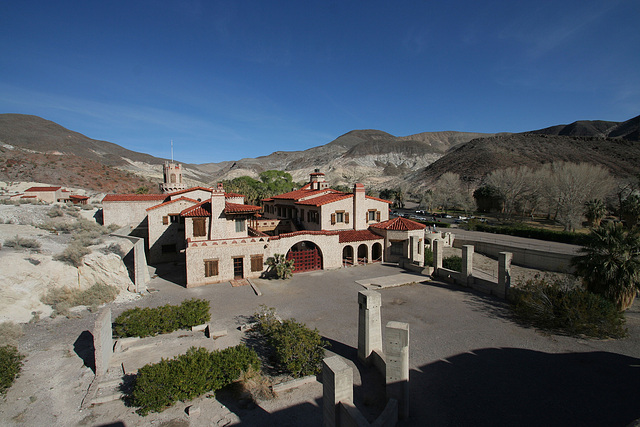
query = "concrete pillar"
xmin=323 ymin=356 xmax=353 ymax=427
xmin=386 ymin=321 xmax=409 ymax=420
xmin=433 ymin=238 xmax=443 ymax=272
xmin=133 ymin=238 xmax=150 ymax=293
xmin=357 ymin=291 xmax=383 ymax=364
xmin=498 ymin=252 xmax=512 ymax=299
xmin=93 ymin=308 xmax=113 ymax=377
xmin=461 ymin=245 xmax=474 ymax=286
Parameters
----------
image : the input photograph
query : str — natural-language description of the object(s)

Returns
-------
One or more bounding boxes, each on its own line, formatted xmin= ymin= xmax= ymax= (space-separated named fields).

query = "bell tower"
xmin=159 ymin=140 xmax=188 ymax=193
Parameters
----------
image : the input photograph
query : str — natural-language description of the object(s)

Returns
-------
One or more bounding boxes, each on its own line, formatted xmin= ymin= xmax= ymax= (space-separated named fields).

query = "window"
xmin=390 ymin=241 xmax=403 ymax=256
xmin=169 ymin=214 xmax=182 ymax=224
xmin=193 ymin=218 xmax=206 ymax=237
xmin=204 ymin=259 xmax=219 ymax=277
xmin=368 ymin=210 xmax=377 ymax=221
xmin=336 ymin=212 xmax=344 ymax=222
xmin=235 ymin=219 xmax=246 ymax=233
xmin=162 ymin=216 xmax=169 ymax=225
xmin=161 ymin=244 xmax=176 ymax=254
xmin=251 ymin=255 xmax=263 ymax=272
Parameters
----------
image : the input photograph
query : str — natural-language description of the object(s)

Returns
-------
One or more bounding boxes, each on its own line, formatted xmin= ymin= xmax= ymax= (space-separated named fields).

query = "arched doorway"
xmin=342 ymin=245 xmax=354 ymax=266
xmin=286 ymin=241 xmax=323 ymax=273
xmin=357 ymin=244 xmax=368 ymax=264
xmin=372 ymin=242 xmax=383 ymax=262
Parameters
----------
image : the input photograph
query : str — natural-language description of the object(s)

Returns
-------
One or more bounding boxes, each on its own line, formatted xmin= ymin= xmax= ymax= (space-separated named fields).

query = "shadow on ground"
xmin=407 ymin=348 xmax=640 ymax=427
xmin=73 ymin=330 xmax=95 ymax=374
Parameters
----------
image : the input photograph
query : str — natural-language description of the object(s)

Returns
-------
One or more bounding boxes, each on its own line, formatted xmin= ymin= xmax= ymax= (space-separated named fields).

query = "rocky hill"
xmin=410 ymin=115 xmax=640 ymax=188
xmin=195 ymin=129 xmax=493 ymax=187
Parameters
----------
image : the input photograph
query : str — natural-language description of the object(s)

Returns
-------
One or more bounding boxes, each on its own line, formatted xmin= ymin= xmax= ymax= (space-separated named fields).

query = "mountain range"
xmin=0 ymin=113 xmax=639 ymax=194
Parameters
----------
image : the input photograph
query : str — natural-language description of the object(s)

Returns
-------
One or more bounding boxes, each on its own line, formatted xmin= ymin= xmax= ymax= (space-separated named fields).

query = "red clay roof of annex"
xmin=338 ymin=229 xmax=383 ymax=243
xmin=25 ymin=186 xmax=62 ymax=192
xmin=369 ymin=216 xmax=426 ymax=231
xmin=102 ymin=194 xmax=167 ymax=202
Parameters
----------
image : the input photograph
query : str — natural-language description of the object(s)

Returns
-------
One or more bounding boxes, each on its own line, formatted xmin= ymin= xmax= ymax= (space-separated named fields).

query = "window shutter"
xmin=331 ymin=213 xmax=336 ymax=225
xmin=345 ymin=212 xmax=350 ymax=224
xmin=193 ymin=218 xmax=206 ymax=237
xmin=376 ymin=211 xmax=381 ymax=222
xmin=162 ymin=216 xmax=169 ymax=225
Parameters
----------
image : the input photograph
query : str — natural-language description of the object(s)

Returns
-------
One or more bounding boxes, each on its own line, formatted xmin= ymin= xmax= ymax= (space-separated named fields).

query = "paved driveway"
xmin=140 ymin=263 xmax=640 ymax=426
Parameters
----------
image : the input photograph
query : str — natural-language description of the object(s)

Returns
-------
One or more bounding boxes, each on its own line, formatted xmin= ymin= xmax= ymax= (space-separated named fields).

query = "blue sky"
xmin=1 ymin=1 xmax=639 ymax=164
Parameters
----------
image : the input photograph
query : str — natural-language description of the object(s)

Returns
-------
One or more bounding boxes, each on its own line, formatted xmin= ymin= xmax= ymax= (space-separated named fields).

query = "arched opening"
xmin=372 ymin=242 xmax=383 ymax=262
xmin=357 ymin=244 xmax=368 ymax=264
xmin=286 ymin=241 xmax=323 ymax=273
xmin=170 ymin=174 xmax=176 ymax=183
xmin=342 ymin=245 xmax=354 ymax=266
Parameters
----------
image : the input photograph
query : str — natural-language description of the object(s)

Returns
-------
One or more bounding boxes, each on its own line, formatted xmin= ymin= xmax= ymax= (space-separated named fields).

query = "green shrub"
xmin=0 ymin=345 xmax=24 ymax=396
xmin=254 ymin=306 xmax=328 ymax=378
xmin=3 ymin=235 xmax=41 ymax=251
xmin=424 ymin=247 xmax=433 ymax=267
xmin=443 ymin=255 xmax=462 ymax=272
xmin=113 ymin=298 xmax=211 ymax=338
xmin=511 ymin=277 xmax=627 ymax=338
xmin=473 ymin=223 xmax=588 ymax=245
xmin=55 ymin=242 xmax=91 ymax=267
xmin=131 ymin=345 xmax=260 ymax=415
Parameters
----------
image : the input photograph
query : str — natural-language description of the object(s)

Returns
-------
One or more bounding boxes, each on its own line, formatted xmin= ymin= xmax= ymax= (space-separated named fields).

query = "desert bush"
xmin=55 ymin=242 xmax=91 ymax=267
xmin=442 ymin=255 xmax=462 ymax=272
xmin=47 ymin=206 xmax=65 ymax=218
xmin=3 ymin=235 xmax=41 ymax=251
xmin=42 ymin=283 xmax=119 ymax=316
xmin=131 ymin=345 xmax=260 ymax=415
xmin=113 ymin=298 xmax=211 ymax=338
xmin=511 ymin=277 xmax=627 ymax=338
xmin=81 ymin=203 xmax=94 ymax=210
xmin=264 ymin=253 xmax=294 ymax=279
xmin=0 ymin=345 xmax=24 ymax=396
xmin=254 ymin=306 xmax=328 ymax=378
xmin=102 ymin=243 xmax=125 ymax=258
xmin=0 ymin=322 xmax=23 ymax=347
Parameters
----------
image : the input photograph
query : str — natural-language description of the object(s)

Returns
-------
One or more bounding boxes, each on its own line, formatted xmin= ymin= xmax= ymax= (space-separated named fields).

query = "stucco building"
xmin=102 ymin=170 xmax=426 ymax=287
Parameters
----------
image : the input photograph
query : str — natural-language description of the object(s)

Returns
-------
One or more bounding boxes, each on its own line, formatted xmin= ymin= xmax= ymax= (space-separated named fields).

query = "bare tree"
xmin=548 ymin=162 xmax=614 ymax=231
xmin=433 ymin=172 xmax=473 ymax=213
xmin=484 ymin=166 xmax=535 ymax=218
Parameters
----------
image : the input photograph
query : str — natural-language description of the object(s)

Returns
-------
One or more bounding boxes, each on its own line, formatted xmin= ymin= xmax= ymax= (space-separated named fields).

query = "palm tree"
xmin=584 ymin=199 xmax=607 ymax=227
xmin=621 ymin=194 xmax=640 ymax=229
xmin=572 ymin=222 xmax=640 ymax=310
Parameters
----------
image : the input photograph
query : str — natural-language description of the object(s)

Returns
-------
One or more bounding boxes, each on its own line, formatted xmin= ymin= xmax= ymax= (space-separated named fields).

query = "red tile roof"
xmin=225 ymin=192 xmax=244 ymax=198
xmin=25 ymin=186 xmax=62 ymax=192
xmin=225 ymin=202 xmax=262 ymax=214
xmin=69 ymin=195 xmax=89 ymax=200
xmin=269 ymin=188 xmax=343 ymax=202
xmin=338 ymin=229 xmax=383 ymax=243
xmin=146 ymin=197 xmax=198 ymax=211
xmin=180 ymin=201 xmax=261 ymax=217
xmin=369 ymin=216 xmax=426 ymax=231
xmin=295 ymin=193 xmax=352 ymax=206
xmin=102 ymin=194 xmax=167 ymax=202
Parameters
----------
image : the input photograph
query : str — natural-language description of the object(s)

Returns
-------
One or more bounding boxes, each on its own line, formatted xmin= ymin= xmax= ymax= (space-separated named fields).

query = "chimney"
xmin=353 ymin=183 xmax=366 ymax=230
xmin=210 ymin=183 xmax=226 ymax=238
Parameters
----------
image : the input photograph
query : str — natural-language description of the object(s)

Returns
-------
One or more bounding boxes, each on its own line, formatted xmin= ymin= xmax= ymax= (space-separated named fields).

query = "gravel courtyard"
xmin=1 ymin=262 xmax=639 ymax=426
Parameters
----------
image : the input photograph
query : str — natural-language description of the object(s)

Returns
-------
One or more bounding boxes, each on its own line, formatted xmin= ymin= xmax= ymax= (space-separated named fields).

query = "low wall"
xmin=453 ymin=238 xmax=576 ymax=273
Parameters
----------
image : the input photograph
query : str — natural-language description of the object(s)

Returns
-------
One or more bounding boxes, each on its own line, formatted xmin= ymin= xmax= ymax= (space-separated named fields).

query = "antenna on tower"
xmin=171 ymin=139 xmax=174 ymax=162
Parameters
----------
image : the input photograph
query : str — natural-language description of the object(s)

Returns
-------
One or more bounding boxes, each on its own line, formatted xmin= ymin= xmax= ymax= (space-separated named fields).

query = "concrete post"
xmin=93 ymin=308 xmax=113 ymax=377
xmin=323 ymin=356 xmax=353 ymax=427
xmin=498 ymin=252 xmax=513 ymax=299
xmin=433 ymin=238 xmax=443 ymax=273
xmin=357 ymin=291 xmax=383 ymax=364
xmin=461 ymin=245 xmax=474 ymax=286
xmin=386 ymin=321 xmax=410 ymax=420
